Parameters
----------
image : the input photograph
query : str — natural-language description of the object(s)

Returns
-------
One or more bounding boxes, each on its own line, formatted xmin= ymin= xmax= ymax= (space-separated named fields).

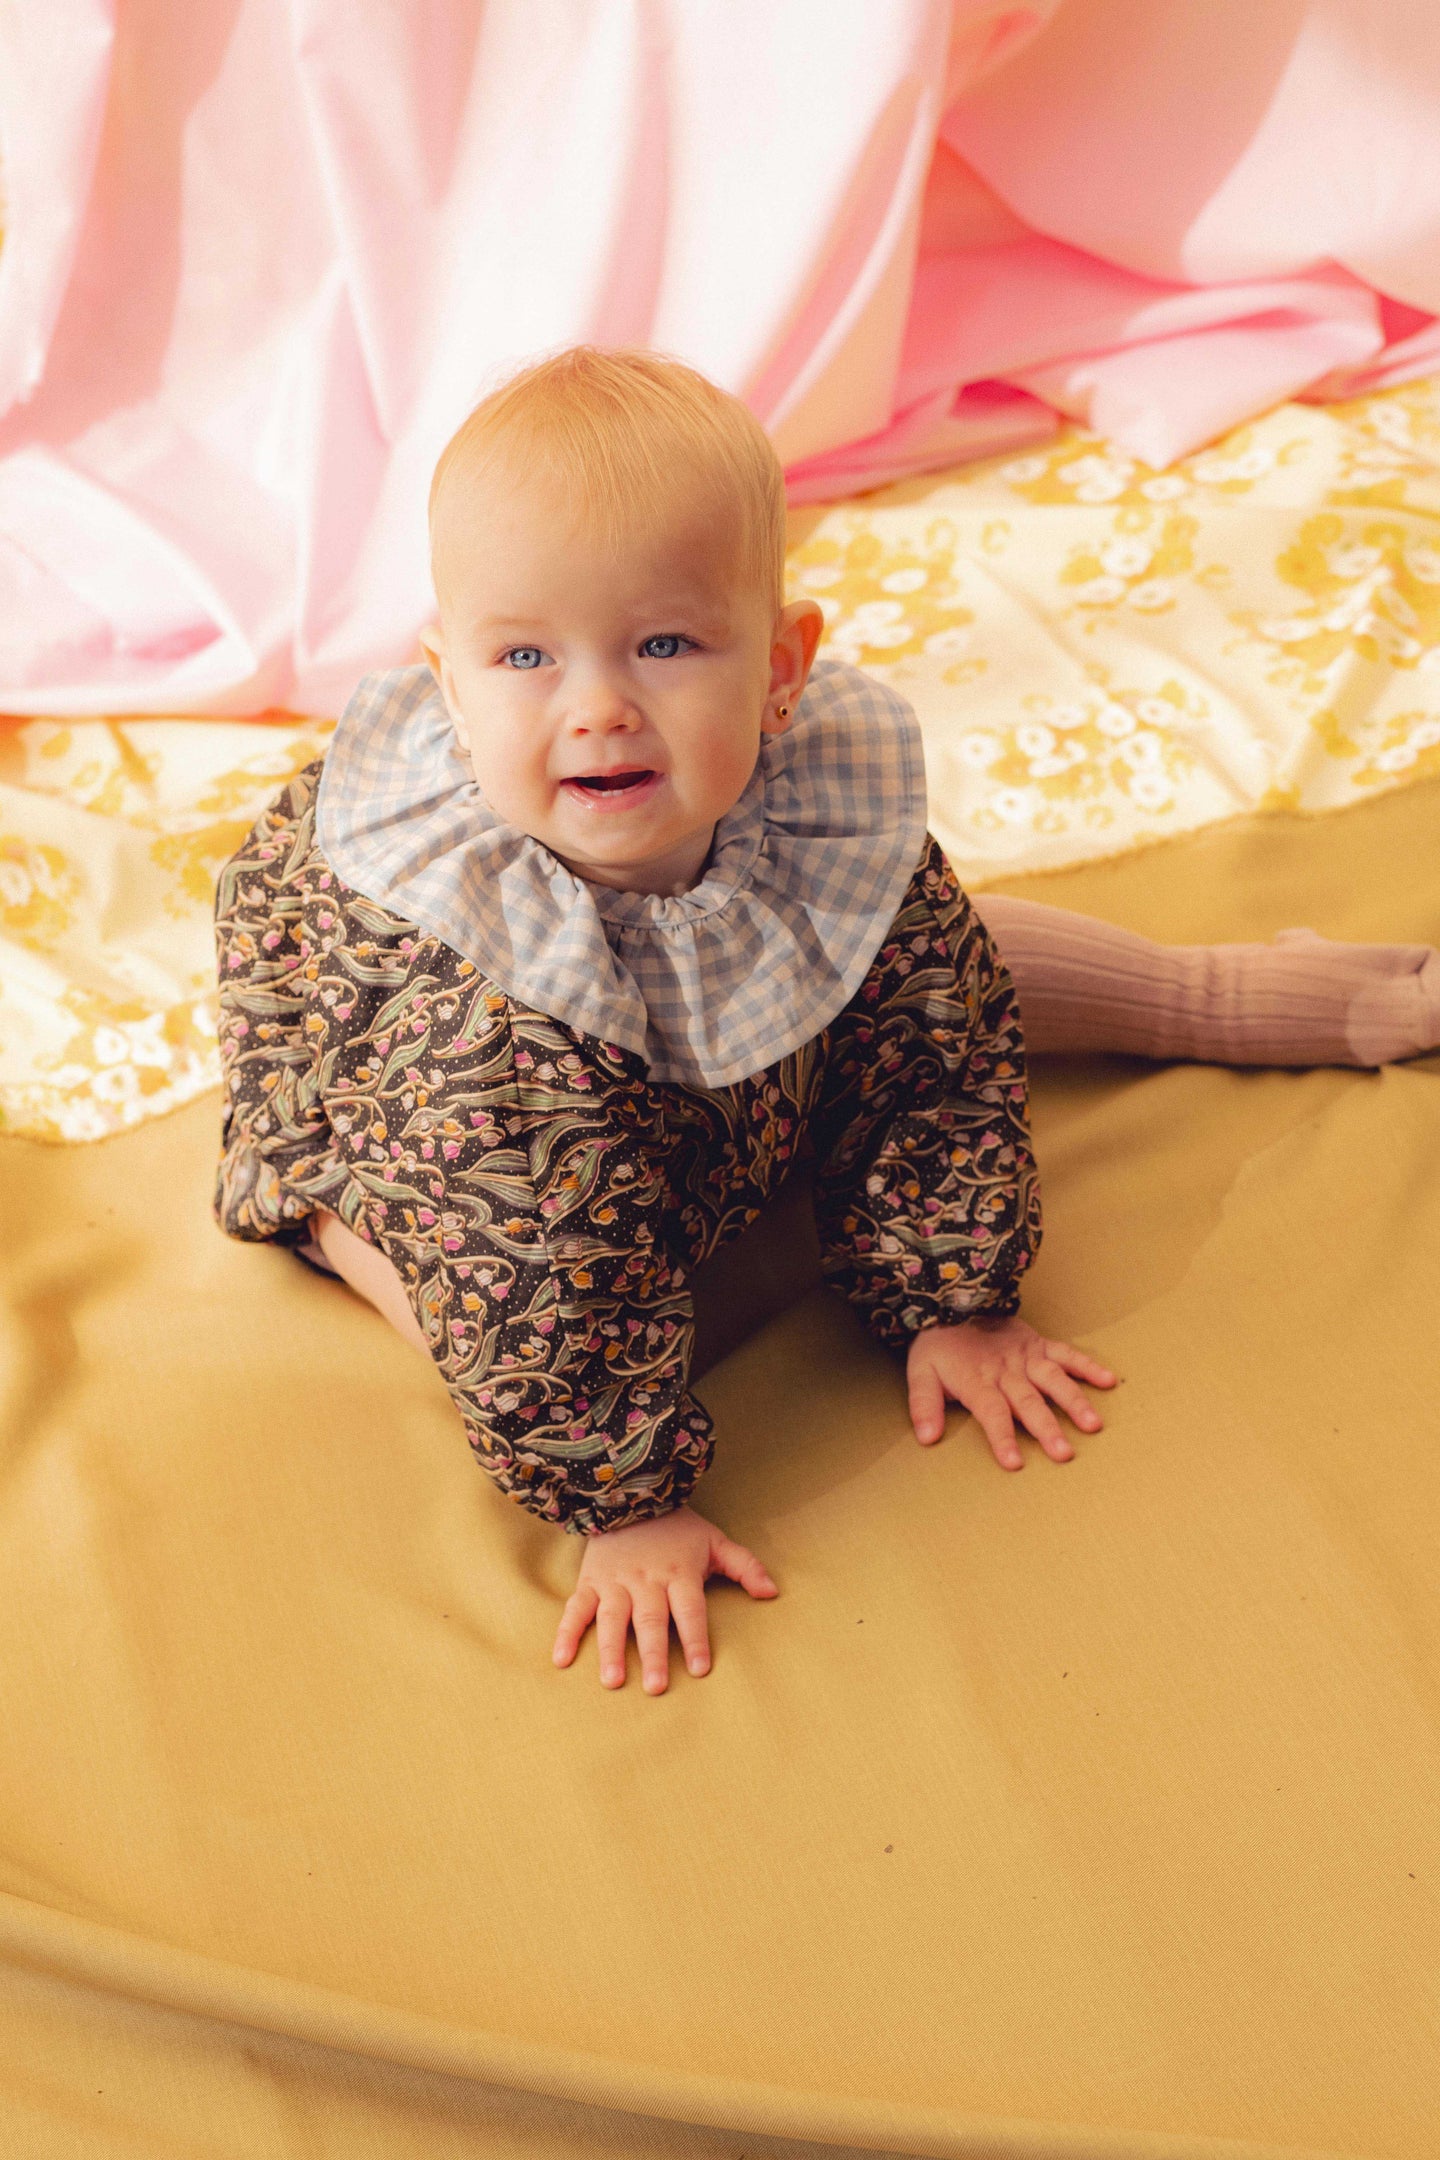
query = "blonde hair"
xmin=428 ymin=346 xmax=787 ymax=613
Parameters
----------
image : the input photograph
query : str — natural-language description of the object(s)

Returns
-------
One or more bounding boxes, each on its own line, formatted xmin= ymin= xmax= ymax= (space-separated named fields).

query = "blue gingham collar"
xmin=314 ymin=653 xmax=928 ymax=1088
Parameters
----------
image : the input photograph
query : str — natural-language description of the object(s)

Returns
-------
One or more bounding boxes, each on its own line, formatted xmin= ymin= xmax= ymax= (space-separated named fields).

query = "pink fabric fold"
xmin=1 ymin=0 xmax=1437 ymax=716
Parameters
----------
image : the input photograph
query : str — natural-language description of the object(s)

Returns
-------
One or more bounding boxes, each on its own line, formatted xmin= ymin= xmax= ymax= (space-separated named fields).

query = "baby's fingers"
xmin=1000 ymin=1373 xmax=1073 ymax=1463
xmin=669 ymin=1582 xmax=712 ymax=1679
xmin=1046 ymin=1339 xmax=1117 ymax=1389
xmin=907 ymin=1360 xmax=947 ymax=1445
xmin=967 ymin=1386 xmax=1023 ymax=1470
xmin=1031 ymin=1357 xmax=1104 ymax=1434
xmin=553 ymin=1582 xmax=600 ymax=1668
xmin=708 ymin=1535 xmax=778 ymax=1599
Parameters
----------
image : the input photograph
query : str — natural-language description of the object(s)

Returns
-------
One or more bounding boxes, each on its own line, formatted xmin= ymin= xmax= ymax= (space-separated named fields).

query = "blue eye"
xmin=503 ymin=646 xmax=546 ymax=670
xmin=639 ymin=634 xmax=692 ymax=660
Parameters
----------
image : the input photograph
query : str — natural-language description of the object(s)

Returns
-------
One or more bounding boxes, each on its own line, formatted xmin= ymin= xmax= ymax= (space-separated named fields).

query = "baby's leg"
xmin=299 ymin=1209 xmax=430 ymax=1355
xmin=972 ymin=895 xmax=1440 ymax=1067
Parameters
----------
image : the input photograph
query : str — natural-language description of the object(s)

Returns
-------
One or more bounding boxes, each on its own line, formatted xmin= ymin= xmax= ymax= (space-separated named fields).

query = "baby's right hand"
xmin=552 ymin=1504 xmax=777 ymax=1695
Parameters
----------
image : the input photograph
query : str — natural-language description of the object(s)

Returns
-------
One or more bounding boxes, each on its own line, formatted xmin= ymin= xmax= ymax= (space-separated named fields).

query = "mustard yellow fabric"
xmin=3 ymin=773 xmax=1438 ymax=2159
xmin=5 ymin=379 xmax=1440 ymax=1143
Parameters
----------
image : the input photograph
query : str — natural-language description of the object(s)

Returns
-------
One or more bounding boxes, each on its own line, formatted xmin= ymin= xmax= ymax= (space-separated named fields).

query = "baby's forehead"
xmin=433 ymin=455 xmax=756 ymax=616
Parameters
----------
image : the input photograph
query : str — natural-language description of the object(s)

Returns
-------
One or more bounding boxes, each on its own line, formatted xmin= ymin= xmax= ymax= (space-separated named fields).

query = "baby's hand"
xmin=906 ymin=1314 xmax=1116 ymax=1470
xmin=552 ymin=1504 xmax=777 ymax=1695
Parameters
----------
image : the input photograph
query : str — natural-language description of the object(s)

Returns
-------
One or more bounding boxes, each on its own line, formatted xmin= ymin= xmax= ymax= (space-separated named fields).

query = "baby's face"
xmin=421 ymin=469 xmax=818 ymax=897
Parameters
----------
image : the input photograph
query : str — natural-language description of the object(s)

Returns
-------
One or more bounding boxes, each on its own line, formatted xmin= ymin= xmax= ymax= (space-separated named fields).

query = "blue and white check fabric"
xmin=314 ymin=653 xmax=929 ymax=1089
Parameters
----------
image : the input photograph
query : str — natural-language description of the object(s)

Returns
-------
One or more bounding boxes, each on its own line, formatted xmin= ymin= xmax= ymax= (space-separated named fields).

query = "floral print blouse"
xmin=214 ymin=760 xmax=1042 ymax=1536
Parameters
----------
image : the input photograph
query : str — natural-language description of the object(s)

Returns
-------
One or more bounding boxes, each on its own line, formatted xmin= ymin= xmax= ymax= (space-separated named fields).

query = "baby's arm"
xmin=812 ymin=837 xmax=1113 ymax=1460
xmin=312 ymin=1197 xmax=775 ymax=1695
xmin=213 ymin=764 xmax=351 ymax=1243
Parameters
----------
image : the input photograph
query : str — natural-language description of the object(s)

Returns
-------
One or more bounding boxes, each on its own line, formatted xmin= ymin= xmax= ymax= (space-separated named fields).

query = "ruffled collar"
xmin=314 ymin=653 xmax=927 ymax=1088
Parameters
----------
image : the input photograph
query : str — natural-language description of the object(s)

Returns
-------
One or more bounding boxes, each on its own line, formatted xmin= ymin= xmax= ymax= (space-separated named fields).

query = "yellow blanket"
xmin=4 ymin=379 xmax=1440 ymax=1142
xmin=3 ymin=773 xmax=1437 ymax=2159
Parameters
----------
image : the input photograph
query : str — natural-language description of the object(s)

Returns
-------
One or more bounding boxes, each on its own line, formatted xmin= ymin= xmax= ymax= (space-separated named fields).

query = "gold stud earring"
xmin=777 ymin=703 xmax=789 ymax=719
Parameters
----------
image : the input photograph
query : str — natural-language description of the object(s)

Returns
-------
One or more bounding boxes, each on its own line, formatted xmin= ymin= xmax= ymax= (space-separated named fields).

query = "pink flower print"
xmin=626 ymin=1410 xmax=645 ymax=1427
xmin=569 ymin=1424 xmax=588 ymax=1442
xmin=490 ymin=1279 xmax=509 ymax=1296
xmin=443 ymin=1235 xmax=462 ymax=1252
xmin=417 ymin=1208 xmax=436 ymax=1227
xmin=536 ymin=1316 xmax=555 ymax=1335
xmin=411 ymin=1019 xmax=426 ymax=1035
xmin=261 ymin=929 xmax=282 ymax=951
xmin=227 ymin=953 xmax=244 ymax=970
xmin=232 ymin=1018 xmax=249 ymax=1037
xmin=421 ymin=1141 xmax=434 ymax=1158
xmin=377 ymin=1036 xmax=391 ymax=1052
xmin=442 ymin=1141 xmax=460 ymax=1160
xmin=390 ymin=1141 xmax=403 ymax=1157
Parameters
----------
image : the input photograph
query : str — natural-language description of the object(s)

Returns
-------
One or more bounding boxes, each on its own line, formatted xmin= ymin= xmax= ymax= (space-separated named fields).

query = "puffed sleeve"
xmin=350 ymin=997 xmax=717 ymax=1538
xmin=807 ymin=836 xmax=1042 ymax=1347
xmin=213 ymin=761 xmax=348 ymax=1244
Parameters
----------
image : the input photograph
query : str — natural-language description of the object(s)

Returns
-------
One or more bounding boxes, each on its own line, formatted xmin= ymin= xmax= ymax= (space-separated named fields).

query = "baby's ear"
xmin=762 ymin=598 xmax=826 ymax=734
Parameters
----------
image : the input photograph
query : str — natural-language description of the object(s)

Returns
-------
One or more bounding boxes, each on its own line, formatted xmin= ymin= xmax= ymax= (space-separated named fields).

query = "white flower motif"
xmin=958 ymin=731 xmax=1003 ymax=770
xmin=92 ymin=1026 xmax=132 ymax=1066
xmin=1135 ymin=698 xmax=1177 ymax=727
xmin=1030 ymin=743 xmax=1088 ymax=779
xmin=857 ymin=622 xmax=914 ymax=648
xmin=1368 ymin=403 xmax=1413 ymax=447
xmin=1119 ymin=730 xmax=1165 ymax=771
xmin=1049 ymin=701 xmax=1092 ymax=731
xmin=1419 ymin=645 xmax=1440 ymax=673
xmin=0 ymin=862 xmax=32 ymax=909
xmin=849 ymin=600 xmax=905 ymax=627
xmin=61 ymin=1101 xmax=113 ymax=1142
xmin=1002 ymin=455 xmax=1048 ymax=483
xmin=1409 ymin=718 xmax=1440 ymax=750
xmin=798 ymin=564 xmax=843 ymax=589
xmin=1232 ymin=447 xmax=1275 ymax=479
xmin=1374 ymin=743 xmax=1419 ymax=773
xmin=1191 ymin=456 xmax=1237 ymax=485
xmin=1404 ymin=545 xmax=1440 ymax=584
xmin=1099 ymin=537 xmax=1154 ymax=579
xmin=1015 ymin=723 xmax=1056 ymax=759
xmin=1259 ymin=615 xmax=1314 ymax=644
xmin=1127 ymin=772 xmax=1174 ymax=811
xmin=989 ymin=786 xmax=1041 ymax=826
xmin=1057 ymin=454 xmax=1131 ymax=502
xmin=1095 ymin=707 xmax=1136 ymax=739
xmin=91 ymin=1063 xmax=141 ymax=1105
xmin=880 ymin=567 xmax=928 ymax=593
xmin=924 ymin=626 xmax=973 ymax=658
xmin=1073 ymin=575 xmax=1126 ymax=605
xmin=1327 ymin=544 xmax=1383 ymax=580
xmin=1140 ymin=474 xmax=1188 ymax=502
xmin=1128 ymin=579 xmax=1176 ymax=611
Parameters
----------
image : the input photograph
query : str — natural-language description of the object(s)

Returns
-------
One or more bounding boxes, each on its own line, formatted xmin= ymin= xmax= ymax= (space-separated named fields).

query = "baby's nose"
xmin=565 ymin=679 xmax=642 ymax=731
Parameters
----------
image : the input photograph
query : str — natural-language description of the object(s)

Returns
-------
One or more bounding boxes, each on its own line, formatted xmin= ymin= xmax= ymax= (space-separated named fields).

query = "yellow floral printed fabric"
xmin=3 ymin=380 xmax=1439 ymax=1143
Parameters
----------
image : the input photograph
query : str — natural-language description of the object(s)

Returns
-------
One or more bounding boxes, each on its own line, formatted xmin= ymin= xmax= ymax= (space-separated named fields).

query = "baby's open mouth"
xmin=563 ymin=769 xmax=657 ymax=795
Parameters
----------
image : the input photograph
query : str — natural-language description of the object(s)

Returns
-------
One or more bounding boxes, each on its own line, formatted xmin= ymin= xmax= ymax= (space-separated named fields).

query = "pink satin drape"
xmin=1 ymin=0 xmax=1437 ymax=715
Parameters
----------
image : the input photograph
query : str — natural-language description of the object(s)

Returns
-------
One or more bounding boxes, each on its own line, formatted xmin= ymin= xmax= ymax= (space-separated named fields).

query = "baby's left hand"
xmin=906 ymin=1314 xmax=1117 ymax=1470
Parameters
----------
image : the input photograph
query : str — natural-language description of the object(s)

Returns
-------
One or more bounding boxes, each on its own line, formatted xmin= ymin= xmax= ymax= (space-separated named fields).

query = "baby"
xmin=214 ymin=347 xmax=1438 ymax=1697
